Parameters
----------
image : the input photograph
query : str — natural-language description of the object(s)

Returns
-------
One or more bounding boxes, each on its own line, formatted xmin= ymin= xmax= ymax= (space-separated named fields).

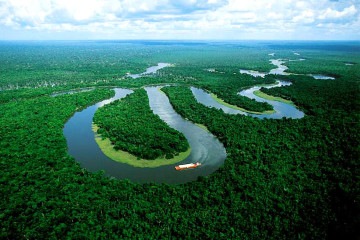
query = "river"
xmin=192 ymin=81 xmax=304 ymax=119
xmin=128 ymin=63 xmax=171 ymax=78
xmin=239 ymin=58 xmax=335 ymax=80
xmin=64 ymin=87 xmax=226 ymax=184
xmin=64 ymin=62 xmax=303 ymax=184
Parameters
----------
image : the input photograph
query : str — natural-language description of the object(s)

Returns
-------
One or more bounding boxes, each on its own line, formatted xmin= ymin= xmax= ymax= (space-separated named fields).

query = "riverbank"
xmin=209 ymin=92 xmax=275 ymax=114
xmin=253 ymin=90 xmax=295 ymax=106
xmin=92 ymin=124 xmax=191 ymax=168
xmin=195 ymin=123 xmax=209 ymax=132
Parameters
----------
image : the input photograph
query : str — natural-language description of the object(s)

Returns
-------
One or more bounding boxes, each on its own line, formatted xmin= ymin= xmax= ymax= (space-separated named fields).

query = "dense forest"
xmin=0 ymin=41 xmax=359 ymax=239
xmin=93 ymin=88 xmax=189 ymax=160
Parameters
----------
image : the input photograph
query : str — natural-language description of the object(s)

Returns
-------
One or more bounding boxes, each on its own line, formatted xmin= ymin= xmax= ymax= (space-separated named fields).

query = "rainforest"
xmin=93 ymin=89 xmax=189 ymax=162
xmin=0 ymin=40 xmax=359 ymax=239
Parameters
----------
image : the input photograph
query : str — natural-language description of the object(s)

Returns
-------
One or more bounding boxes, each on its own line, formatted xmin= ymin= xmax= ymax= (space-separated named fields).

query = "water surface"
xmin=238 ymin=81 xmax=304 ymax=119
xmin=128 ymin=63 xmax=171 ymax=78
xmin=64 ymin=87 xmax=226 ymax=184
xmin=239 ymin=57 xmax=335 ymax=81
xmin=269 ymin=59 xmax=291 ymax=75
xmin=191 ymin=87 xmax=248 ymax=116
xmin=240 ymin=59 xmax=290 ymax=78
xmin=308 ymin=74 xmax=335 ymax=80
xmin=239 ymin=69 xmax=267 ymax=78
xmin=192 ymin=81 xmax=304 ymax=119
xmin=52 ymin=88 xmax=95 ymax=97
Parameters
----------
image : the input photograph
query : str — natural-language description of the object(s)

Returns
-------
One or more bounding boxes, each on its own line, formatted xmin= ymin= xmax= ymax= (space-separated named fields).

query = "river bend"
xmin=64 ymin=87 xmax=226 ymax=184
xmin=192 ymin=81 xmax=304 ymax=119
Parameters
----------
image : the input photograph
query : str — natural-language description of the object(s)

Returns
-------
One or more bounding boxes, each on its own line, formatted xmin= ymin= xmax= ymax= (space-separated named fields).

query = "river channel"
xmin=128 ymin=63 xmax=171 ymax=78
xmin=240 ymin=58 xmax=335 ymax=80
xmin=192 ymin=81 xmax=304 ymax=119
xmin=64 ymin=87 xmax=226 ymax=184
xmin=64 ymin=62 xmax=303 ymax=184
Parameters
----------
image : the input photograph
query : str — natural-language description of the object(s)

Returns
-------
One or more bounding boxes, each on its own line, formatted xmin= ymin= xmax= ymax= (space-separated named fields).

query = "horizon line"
xmin=1 ymin=39 xmax=359 ymax=42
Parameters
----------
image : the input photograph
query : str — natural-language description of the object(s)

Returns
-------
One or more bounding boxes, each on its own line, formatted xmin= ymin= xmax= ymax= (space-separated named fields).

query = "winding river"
xmin=240 ymin=58 xmax=335 ymax=80
xmin=238 ymin=81 xmax=305 ymax=119
xmin=128 ymin=63 xmax=171 ymax=79
xmin=192 ymin=81 xmax=304 ymax=119
xmin=64 ymin=62 xmax=304 ymax=184
xmin=64 ymin=87 xmax=226 ymax=184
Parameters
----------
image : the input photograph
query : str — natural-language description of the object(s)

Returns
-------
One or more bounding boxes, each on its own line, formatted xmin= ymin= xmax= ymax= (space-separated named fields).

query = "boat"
xmin=175 ymin=162 xmax=202 ymax=171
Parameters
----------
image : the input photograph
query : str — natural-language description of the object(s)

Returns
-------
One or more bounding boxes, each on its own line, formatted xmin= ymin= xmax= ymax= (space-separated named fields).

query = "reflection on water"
xmin=128 ymin=63 xmax=171 ymax=79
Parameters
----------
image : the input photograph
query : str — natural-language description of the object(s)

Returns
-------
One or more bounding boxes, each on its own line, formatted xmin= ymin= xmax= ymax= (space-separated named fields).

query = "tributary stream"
xmin=192 ymin=81 xmax=304 ymax=119
xmin=64 ymin=62 xmax=305 ymax=184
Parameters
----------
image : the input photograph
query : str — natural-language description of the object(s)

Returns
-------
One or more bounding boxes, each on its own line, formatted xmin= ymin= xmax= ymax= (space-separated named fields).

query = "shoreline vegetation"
xmin=92 ymin=89 xmax=191 ymax=167
xmin=92 ymin=124 xmax=191 ymax=168
xmin=209 ymin=92 xmax=275 ymax=114
xmin=194 ymin=123 xmax=209 ymax=132
xmin=253 ymin=90 xmax=296 ymax=106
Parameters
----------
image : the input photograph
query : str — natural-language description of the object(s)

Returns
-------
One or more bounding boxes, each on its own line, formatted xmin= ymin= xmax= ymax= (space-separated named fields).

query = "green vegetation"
xmin=0 ymin=41 xmax=161 ymax=89
xmin=0 ymin=41 xmax=359 ymax=239
xmin=92 ymin=124 xmax=191 ymax=167
xmin=201 ymin=75 xmax=275 ymax=113
xmin=164 ymin=66 xmax=277 ymax=112
xmin=194 ymin=123 xmax=209 ymax=132
xmin=210 ymin=91 xmax=275 ymax=114
xmin=163 ymin=81 xmax=359 ymax=239
xmin=253 ymin=89 xmax=295 ymax=106
xmin=93 ymin=88 xmax=189 ymax=160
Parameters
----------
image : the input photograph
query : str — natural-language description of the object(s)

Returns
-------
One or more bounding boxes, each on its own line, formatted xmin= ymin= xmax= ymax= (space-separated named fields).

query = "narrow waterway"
xmin=192 ymin=81 xmax=304 ymax=119
xmin=191 ymin=87 xmax=248 ymax=116
xmin=238 ymin=81 xmax=305 ymax=119
xmin=307 ymin=74 xmax=335 ymax=80
xmin=51 ymin=88 xmax=95 ymax=97
xmin=269 ymin=59 xmax=290 ymax=75
xmin=239 ymin=59 xmax=290 ymax=78
xmin=239 ymin=57 xmax=335 ymax=80
xmin=128 ymin=63 xmax=171 ymax=78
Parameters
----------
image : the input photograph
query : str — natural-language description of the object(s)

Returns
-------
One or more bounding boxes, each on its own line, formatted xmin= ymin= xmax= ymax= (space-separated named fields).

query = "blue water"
xmin=64 ymin=87 xmax=226 ymax=184
xmin=192 ymin=81 xmax=304 ymax=119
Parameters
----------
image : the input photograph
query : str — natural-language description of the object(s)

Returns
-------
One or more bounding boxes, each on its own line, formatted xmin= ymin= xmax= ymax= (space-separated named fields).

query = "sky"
xmin=0 ymin=0 xmax=359 ymax=40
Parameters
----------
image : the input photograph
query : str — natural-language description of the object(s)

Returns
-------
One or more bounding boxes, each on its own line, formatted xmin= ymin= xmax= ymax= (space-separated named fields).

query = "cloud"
xmin=0 ymin=0 xmax=359 ymax=40
xmin=0 ymin=0 xmax=52 ymax=27
xmin=292 ymin=10 xmax=315 ymax=24
xmin=55 ymin=0 xmax=105 ymax=21
xmin=319 ymin=5 xmax=357 ymax=20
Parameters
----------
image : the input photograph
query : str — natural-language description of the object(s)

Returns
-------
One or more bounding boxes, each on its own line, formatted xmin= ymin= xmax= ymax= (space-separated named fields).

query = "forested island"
xmin=93 ymin=88 xmax=190 ymax=166
xmin=0 ymin=40 xmax=359 ymax=239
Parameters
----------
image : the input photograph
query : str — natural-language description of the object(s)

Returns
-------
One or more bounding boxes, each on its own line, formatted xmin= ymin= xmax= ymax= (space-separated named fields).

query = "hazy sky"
xmin=0 ymin=0 xmax=359 ymax=40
